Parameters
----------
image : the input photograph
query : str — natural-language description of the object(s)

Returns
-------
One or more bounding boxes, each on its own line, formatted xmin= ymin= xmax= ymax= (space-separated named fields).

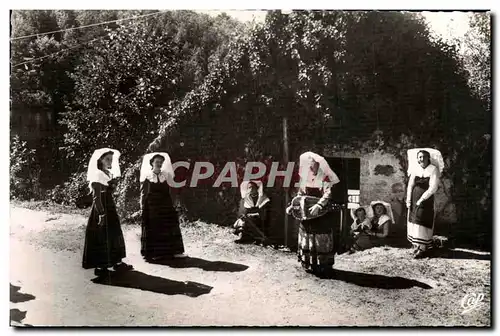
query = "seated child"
xmin=350 ymin=206 xmax=372 ymax=236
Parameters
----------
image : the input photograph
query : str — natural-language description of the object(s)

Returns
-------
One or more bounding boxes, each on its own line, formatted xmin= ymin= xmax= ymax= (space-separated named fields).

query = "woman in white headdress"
xmin=350 ymin=201 xmax=394 ymax=252
xmin=406 ymin=148 xmax=443 ymax=258
xmin=286 ymin=151 xmax=341 ymax=276
xmin=82 ymin=148 xmax=133 ymax=276
xmin=140 ymin=153 xmax=186 ymax=261
xmin=233 ymin=180 xmax=271 ymax=244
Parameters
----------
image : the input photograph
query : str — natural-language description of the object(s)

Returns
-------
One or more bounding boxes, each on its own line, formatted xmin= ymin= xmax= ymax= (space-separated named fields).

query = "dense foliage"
xmin=10 ymin=135 xmax=40 ymax=200
xmin=11 ymin=9 xmax=247 ymax=188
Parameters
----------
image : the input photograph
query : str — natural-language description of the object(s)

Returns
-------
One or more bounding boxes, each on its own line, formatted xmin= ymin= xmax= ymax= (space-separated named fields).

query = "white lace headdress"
xmin=407 ymin=148 xmax=444 ymax=176
xmin=86 ymin=148 xmax=121 ymax=189
xmin=139 ymin=152 xmax=174 ymax=182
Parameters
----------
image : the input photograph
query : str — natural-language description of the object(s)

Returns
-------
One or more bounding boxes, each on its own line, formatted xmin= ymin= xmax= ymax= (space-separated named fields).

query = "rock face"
xmin=374 ymin=165 xmax=396 ymax=176
xmin=323 ymin=149 xmax=456 ymax=231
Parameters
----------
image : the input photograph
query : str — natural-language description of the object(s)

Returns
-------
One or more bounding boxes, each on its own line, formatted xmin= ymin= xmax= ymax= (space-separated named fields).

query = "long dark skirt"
xmin=82 ymin=189 xmax=126 ymax=269
xmin=408 ymin=176 xmax=435 ymax=250
xmin=297 ymin=210 xmax=340 ymax=274
xmin=141 ymin=182 xmax=184 ymax=259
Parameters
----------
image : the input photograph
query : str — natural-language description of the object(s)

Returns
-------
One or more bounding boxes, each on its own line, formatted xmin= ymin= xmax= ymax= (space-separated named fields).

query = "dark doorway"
xmin=325 ymin=157 xmax=361 ymax=253
xmin=324 ymin=157 xmax=361 ymax=200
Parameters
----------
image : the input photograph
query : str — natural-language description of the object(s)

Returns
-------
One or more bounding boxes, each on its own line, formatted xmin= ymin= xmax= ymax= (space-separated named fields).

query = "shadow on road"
xmin=92 ymin=270 xmax=213 ymax=297
xmin=430 ymin=249 xmax=491 ymax=261
xmin=151 ymin=257 xmax=249 ymax=272
xmin=10 ymin=309 xmax=27 ymax=324
xmin=10 ymin=284 xmax=35 ymax=327
xmin=10 ymin=284 xmax=36 ymax=303
xmin=320 ymin=270 xmax=433 ymax=289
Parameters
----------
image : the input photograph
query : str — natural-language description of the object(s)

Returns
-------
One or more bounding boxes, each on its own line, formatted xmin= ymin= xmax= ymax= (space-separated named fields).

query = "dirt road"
xmin=9 ymin=205 xmax=491 ymax=326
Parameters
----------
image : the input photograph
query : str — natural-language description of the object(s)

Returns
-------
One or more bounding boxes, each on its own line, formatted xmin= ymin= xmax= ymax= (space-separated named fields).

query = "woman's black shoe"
xmin=234 ymin=237 xmax=254 ymax=244
xmin=414 ymin=249 xmax=427 ymax=259
xmin=113 ymin=262 xmax=134 ymax=272
xmin=94 ymin=268 xmax=112 ymax=277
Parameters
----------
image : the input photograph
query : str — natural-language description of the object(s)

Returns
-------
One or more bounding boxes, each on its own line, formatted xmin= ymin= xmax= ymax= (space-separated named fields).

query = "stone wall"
xmin=323 ymin=149 xmax=456 ymax=236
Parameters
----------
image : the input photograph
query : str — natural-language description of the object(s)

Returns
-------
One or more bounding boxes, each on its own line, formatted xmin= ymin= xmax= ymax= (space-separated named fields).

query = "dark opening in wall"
xmin=374 ymin=164 xmax=395 ymax=176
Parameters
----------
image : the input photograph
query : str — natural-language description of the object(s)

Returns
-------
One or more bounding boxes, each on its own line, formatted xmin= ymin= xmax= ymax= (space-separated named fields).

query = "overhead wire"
xmin=12 ymin=37 xmax=103 ymax=68
xmin=10 ymin=10 xmax=166 ymax=41
xmin=11 ymin=10 xmax=166 ymax=68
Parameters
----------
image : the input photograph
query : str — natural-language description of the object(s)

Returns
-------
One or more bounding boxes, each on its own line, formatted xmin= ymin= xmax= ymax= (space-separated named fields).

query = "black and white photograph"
xmin=7 ymin=4 xmax=492 ymax=327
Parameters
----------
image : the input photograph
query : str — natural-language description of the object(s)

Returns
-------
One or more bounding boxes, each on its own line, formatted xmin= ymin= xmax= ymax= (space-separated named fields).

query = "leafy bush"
xmin=10 ymin=135 xmax=41 ymax=200
xmin=59 ymin=11 xmax=245 ymax=170
xmin=48 ymin=171 xmax=88 ymax=206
